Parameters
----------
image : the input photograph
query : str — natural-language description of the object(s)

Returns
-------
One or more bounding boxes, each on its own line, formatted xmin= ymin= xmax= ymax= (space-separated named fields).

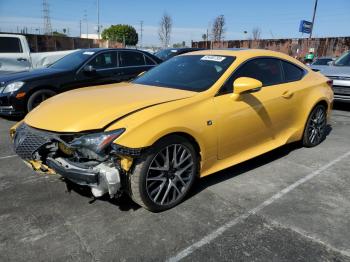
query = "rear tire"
xmin=129 ymin=135 xmax=198 ymax=212
xmin=302 ymin=104 xmax=327 ymax=147
xmin=27 ymin=89 xmax=56 ymax=112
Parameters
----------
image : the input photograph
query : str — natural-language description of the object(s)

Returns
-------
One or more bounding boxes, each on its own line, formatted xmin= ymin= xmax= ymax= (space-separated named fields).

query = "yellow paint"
xmin=9 ymin=120 xmax=23 ymax=139
xmin=233 ymin=77 xmax=263 ymax=94
xmin=16 ymin=49 xmax=333 ymax=178
xmin=120 ymin=156 xmax=133 ymax=172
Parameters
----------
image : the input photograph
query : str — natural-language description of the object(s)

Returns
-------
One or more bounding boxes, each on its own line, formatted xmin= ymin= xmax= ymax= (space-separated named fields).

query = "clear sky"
xmin=0 ymin=0 xmax=349 ymax=46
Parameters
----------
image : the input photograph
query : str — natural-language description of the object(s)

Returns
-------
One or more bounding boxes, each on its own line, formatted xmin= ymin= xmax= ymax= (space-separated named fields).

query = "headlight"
xmin=70 ymin=129 xmax=125 ymax=154
xmin=3 ymin=81 xmax=25 ymax=93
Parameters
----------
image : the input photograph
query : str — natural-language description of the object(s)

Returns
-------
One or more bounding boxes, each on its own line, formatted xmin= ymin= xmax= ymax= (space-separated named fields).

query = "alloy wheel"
xmin=146 ymin=144 xmax=194 ymax=206
xmin=307 ymin=106 xmax=326 ymax=146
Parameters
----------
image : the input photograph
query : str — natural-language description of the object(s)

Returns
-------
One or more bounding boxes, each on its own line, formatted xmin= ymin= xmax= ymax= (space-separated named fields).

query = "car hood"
xmin=0 ymin=68 xmax=68 ymax=83
xmin=317 ymin=65 xmax=350 ymax=77
xmin=24 ymin=83 xmax=196 ymax=132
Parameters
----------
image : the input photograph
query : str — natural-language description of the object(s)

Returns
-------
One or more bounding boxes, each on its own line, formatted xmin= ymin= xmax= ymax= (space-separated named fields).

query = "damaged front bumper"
xmin=12 ymin=123 xmax=131 ymax=198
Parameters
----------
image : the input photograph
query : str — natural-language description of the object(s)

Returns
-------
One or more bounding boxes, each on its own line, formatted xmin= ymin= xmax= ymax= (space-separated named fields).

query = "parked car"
xmin=154 ymin=48 xmax=205 ymax=61
xmin=310 ymin=56 xmax=335 ymax=70
xmin=11 ymin=49 xmax=333 ymax=211
xmin=316 ymin=51 xmax=350 ymax=103
xmin=0 ymin=34 xmax=76 ymax=74
xmin=0 ymin=48 xmax=161 ymax=115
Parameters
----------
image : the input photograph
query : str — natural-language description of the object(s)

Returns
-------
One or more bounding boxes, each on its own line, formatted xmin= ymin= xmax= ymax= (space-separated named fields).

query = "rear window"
xmin=282 ymin=61 xmax=304 ymax=82
xmin=119 ymin=51 xmax=145 ymax=66
xmin=0 ymin=37 xmax=22 ymax=53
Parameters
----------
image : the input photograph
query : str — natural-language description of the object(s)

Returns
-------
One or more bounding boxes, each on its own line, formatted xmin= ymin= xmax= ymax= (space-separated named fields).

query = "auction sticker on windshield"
xmin=201 ymin=55 xmax=226 ymax=62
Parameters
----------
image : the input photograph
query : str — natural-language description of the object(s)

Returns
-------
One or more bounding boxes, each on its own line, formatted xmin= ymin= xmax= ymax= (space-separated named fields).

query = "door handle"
xmin=17 ymin=58 xmax=28 ymax=62
xmin=282 ymin=90 xmax=294 ymax=99
xmin=115 ymin=72 xmax=124 ymax=76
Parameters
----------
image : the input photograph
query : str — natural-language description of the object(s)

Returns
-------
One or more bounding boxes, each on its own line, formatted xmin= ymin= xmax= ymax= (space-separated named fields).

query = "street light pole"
xmin=309 ymin=0 xmax=318 ymax=39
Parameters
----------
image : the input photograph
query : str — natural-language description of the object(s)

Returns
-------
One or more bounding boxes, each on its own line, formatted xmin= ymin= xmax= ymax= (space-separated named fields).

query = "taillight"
xmin=327 ymin=79 xmax=333 ymax=88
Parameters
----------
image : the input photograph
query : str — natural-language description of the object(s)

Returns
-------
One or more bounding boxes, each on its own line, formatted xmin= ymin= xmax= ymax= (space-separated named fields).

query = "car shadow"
xmin=63 ymin=179 xmax=141 ymax=211
xmin=189 ymin=124 xmax=332 ymax=200
xmin=0 ymin=115 xmax=24 ymax=122
xmin=333 ymin=101 xmax=350 ymax=112
xmin=58 ymin=124 xmax=333 ymax=212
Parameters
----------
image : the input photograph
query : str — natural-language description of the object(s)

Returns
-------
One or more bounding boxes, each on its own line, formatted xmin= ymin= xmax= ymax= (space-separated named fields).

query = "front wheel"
xmin=129 ymin=136 xmax=198 ymax=212
xmin=27 ymin=89 xmax=56 ymax=112
xmin=302 ymin=104 xmax=327 ymax=147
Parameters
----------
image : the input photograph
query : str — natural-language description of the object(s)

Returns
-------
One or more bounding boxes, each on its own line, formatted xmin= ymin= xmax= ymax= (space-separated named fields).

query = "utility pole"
xmin=42 ymin=0 xmax=52 ymax=35
xmin=84 ymin=10 xmax=88 ymax=38
xmin=97 ymin=0 xmax=100 ymax=39
xmin=79 ymin=20 xmax=82 ymax=37
xmin=309 ymin=0 xmax=318 ymax=39
xmin=140 ymin=20 xmax=143 ymax=48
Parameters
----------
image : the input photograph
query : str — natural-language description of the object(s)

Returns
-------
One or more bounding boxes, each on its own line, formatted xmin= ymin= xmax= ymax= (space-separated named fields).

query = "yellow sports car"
xmin=11 ymin=49 xmax=333 ymax=211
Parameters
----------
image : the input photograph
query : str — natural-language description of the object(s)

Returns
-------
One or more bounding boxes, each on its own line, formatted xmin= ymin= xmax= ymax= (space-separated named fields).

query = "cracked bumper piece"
xmin=46 ymin=157 xmax=121 ymax=198
xmin=46 ymin=157 xmax=99 ymax=185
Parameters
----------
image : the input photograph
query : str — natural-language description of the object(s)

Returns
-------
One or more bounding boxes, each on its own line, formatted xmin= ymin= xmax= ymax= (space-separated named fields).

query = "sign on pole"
xmin=299 ymin=20 xmax=313 ymax=34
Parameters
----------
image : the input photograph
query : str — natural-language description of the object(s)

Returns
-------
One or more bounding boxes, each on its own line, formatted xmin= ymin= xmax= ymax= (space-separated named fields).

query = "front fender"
xmin=106 ymin=96 xmax=218 ymax=162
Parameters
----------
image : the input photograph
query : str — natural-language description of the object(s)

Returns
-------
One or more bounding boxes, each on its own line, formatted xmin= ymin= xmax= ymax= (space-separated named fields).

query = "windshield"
xmin=133 ymin=55 xmax=235 ymax=92
xmin=155 ymin=49 xmax=178 ymax=60
xmin=334 ymin=51 xmax=350 ymax=66
xmin=49 ymin=50 xmax=95 ymax=70
xmin=312 ymin=58 xmax=332 ymax=65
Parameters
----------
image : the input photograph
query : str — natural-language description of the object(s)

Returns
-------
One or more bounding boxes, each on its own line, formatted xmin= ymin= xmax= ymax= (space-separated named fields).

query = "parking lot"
xmin=0 ymin=103 xmax=349 ymax=261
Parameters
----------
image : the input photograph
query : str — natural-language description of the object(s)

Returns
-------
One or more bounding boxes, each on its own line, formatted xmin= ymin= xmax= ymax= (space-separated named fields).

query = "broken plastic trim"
xmin=111 ymin=144 xmax=147 ymax=157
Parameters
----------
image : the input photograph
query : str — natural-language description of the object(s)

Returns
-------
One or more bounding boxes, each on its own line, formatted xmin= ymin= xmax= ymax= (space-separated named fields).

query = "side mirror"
xmin=83 ymin=65 xmax=96 ymax=74
xmin=233 ymin=77 xmax=263 ymax=95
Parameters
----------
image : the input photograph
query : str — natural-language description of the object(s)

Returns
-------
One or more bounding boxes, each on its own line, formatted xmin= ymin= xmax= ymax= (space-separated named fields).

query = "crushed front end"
xmin=11 ymin=122 xmax=136 ymax=198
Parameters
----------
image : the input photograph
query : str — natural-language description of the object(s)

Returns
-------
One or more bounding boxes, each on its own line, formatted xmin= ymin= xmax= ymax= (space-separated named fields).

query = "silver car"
xmin=316 ymin=51 xmax=350 ymax=103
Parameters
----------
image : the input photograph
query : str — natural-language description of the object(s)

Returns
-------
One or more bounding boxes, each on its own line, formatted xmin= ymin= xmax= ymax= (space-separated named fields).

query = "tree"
xmin=211 ymin=15 xmax=225 ymax=41
xmin=52 ymin=31 xmax=67 ymax=37
xmin=252 ymin=27 xmax=262 ymax=41
xmin=202 ymin=33 xmax=207 ymax=41
xmin=101 ymin=24 xmax=138 ymax=46
xmin=158 ymin=12 xmax=172 ymax=47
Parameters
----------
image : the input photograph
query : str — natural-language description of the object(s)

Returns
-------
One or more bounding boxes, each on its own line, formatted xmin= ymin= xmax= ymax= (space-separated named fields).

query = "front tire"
xmin=129 ymin=135 xmax=198 ymax=212
xmin=302 ymin=104 xmax=327 ymax=147
xmin=27 ymin=89 xmax=56 ymax=112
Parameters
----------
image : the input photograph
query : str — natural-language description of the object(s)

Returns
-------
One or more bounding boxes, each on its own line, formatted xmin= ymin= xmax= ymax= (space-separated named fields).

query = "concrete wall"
xmin=1 ymin=32 xmax=123 ymax=52
xmin=192 ymin=37 xmax=350 ymax=58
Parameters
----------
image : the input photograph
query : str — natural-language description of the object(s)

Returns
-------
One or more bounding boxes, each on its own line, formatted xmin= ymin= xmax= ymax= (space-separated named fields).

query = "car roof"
xmin=78 ymin=48 xmax=150 ymax=53
xmin=181 ymin=48 xmax=309 ymax=69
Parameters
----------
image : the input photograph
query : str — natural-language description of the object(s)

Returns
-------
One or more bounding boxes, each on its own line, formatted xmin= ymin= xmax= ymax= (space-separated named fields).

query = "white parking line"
xmin=167 ymin=150 xmax=350 ymax=262
xmin=0 ymin=155 xmax=17 ymax=160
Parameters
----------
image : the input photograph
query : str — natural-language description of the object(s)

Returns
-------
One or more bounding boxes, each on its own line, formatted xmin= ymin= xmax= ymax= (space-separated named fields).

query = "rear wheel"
xmin=27 ymin=89 xmax=56 ymax=112
xmin=302 ymin=104 xmax=327 ymax=147
xmin=129 ymin=135 xmax=198 ymax=212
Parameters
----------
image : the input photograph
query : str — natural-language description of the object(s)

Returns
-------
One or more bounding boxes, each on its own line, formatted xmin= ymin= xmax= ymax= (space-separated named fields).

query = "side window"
xmin=0 ymin=37 xmax=22 ymax=53
xmin=88 ymin=52 xmax=116 ymax=69
xmin=119 ymin=51 xmax=145 ymax=67
xmin=221 ymin=58 xmax=283 ymax=94
xmin=282 ymin=61 xmax=304 ymax=82
xmin=144 ymin=55 xmax=156 ymax=65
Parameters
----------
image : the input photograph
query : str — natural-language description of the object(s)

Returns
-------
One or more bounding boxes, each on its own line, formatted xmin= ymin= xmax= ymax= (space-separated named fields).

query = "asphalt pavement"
xmin=0 ymin=103 xmax=349 ymax=262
